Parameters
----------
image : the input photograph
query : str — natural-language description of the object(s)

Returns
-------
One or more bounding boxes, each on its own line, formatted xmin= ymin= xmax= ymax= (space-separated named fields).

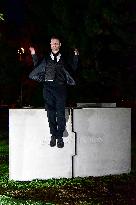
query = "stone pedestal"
xmin=9 ymin=108 xmax=131 ymax=180
xmin=73 ymin=108 xmax=131 ymax=177
xmin=9 ymin=109 xmax=75 ymax=180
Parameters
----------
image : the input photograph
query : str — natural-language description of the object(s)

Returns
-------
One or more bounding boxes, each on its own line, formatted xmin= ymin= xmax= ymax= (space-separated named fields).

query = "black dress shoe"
xmin=50 ymin=136 xmax=56 ymax=147
xmin=57 ymin=138 xmax=64 ymax=148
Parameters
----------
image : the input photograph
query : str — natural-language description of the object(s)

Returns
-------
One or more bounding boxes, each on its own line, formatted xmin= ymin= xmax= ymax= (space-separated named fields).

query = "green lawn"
xmin=0 ymin=134 xmax=136 ymax=205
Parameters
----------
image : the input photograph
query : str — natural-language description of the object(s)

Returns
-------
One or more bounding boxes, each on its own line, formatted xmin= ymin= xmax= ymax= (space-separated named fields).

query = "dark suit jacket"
xmin=29 ymin=53 xmax=79 ymax=85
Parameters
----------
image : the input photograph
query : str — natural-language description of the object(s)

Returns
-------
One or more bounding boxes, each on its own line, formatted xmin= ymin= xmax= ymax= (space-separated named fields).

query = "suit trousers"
xmin=43 ymin=82 xmax=67 ymax=139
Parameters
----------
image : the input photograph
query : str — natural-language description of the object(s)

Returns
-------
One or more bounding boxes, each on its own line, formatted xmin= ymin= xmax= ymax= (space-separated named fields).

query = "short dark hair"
xmin=51 ymin=35 xmax=61 ymax=43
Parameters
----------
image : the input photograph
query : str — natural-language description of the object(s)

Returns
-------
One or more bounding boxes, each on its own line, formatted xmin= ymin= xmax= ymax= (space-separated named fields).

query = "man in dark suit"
xmin=29 ymin=36 xmax=79 ymax=148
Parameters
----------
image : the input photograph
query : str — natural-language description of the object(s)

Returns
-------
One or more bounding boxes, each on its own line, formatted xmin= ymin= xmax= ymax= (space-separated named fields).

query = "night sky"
xmin=3 ymin=0 xmax=25 ymax=26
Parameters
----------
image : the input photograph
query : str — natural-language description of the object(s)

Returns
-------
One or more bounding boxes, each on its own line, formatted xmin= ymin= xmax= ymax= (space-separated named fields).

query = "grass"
xmin=0 ymin=195 xmax=54 ymax=205
xmin=0 ymin=133 xmax=136 ymax=205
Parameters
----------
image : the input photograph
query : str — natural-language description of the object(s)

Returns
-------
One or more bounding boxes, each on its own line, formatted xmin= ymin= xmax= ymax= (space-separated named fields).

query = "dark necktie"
xmin=54 ymin=55 xmax=57 ymax=63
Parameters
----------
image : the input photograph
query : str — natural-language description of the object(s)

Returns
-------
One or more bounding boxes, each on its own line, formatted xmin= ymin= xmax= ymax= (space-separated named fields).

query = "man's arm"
xmin=29 ymin=47 xmax=46 ymax=82
xmin=71 ymin=48 xmax=79 ymax=72
xmin=29 ymin=47 xmax=38 ymax=66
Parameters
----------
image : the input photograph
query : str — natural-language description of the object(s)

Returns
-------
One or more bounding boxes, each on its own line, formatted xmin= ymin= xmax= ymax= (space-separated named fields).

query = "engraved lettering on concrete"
xmin=78 ymin=134 xmax=104 ymax=144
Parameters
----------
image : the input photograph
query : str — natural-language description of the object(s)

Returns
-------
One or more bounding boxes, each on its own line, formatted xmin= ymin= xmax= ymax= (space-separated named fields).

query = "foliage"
xmin=1 ymin=0 xmax=136 ymax=102
xmin=24 ymin=0 xmax=136 ymax=101
xmin=0 ymin=195 xmax=54 ymax=205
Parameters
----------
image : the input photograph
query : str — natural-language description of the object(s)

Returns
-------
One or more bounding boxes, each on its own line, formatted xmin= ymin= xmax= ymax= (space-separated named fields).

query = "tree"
xmin=1 ymin=0 xmax=136 ymax=103
xmin=18 ymin=0 xmax=136 ymax=100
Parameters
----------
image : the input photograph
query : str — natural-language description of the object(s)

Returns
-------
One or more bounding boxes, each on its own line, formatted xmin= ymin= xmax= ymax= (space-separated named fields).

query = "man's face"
xmin=50 ymin=38 xmax=61 ymax=53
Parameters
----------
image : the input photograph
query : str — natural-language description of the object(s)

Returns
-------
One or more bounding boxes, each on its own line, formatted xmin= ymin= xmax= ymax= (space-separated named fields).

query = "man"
xmin=29 ymin=36 xmax=79 ymax=148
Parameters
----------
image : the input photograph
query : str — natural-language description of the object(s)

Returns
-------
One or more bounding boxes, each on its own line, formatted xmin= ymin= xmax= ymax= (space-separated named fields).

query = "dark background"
xmin=0 ymin=0 xmax=136 ymax=107
xmin=0 ymin=3 xmax=136 ymax=203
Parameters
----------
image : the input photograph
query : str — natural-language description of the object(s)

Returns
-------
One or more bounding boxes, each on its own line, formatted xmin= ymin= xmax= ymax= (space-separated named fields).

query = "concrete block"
xmin=9 ymin=108 xmax=131 ymax=180
xmin=73 ymin=108 xmax=131 ymax=177
xmin=9 ymin=109 xmax=75 ymax=181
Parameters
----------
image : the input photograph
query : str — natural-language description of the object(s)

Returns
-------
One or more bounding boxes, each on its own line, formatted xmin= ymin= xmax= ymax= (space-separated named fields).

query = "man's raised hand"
xmin=29 ymin=47 xmax=35 ymax=55
xmin=74 ymin=48 xmax=79 ymax=56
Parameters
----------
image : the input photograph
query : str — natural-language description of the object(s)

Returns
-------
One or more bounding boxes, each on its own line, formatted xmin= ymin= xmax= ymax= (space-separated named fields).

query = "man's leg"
xmin=56 ymin=85 xmax=67 ymax=148
xmin=43 ymin=85 xmax=57 ymax=146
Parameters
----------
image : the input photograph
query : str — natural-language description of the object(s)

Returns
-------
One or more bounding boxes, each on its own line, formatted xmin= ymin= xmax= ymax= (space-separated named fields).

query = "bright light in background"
xmin=18 ymin=47 xmax=25 ymax=54
xmin=18 ymin=47 xmax=25 ymax=61
xmin=21 ymin=47 xmax=24 ymax=53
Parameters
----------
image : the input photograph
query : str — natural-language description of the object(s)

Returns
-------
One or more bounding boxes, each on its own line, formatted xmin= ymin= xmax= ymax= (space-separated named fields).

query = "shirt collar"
xmin=50 ymin=52 xmax=61 ymax=62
